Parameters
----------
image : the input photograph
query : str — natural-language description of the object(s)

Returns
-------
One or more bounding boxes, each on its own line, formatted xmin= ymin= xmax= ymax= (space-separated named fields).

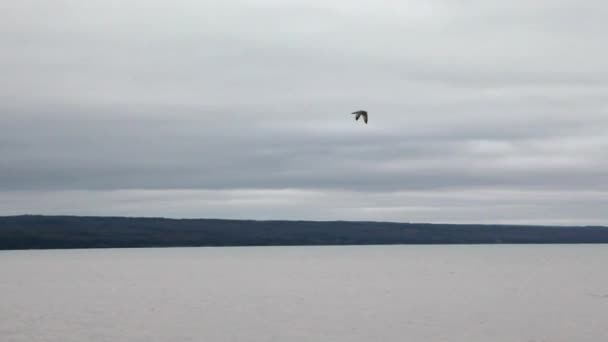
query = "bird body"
xmin=351 ymin=110 xmax=368 ymax=124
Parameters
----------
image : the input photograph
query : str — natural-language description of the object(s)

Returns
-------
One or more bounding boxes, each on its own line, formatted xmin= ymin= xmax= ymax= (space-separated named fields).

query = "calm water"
xmin=1 ymin=245 xmax=607 ymax=342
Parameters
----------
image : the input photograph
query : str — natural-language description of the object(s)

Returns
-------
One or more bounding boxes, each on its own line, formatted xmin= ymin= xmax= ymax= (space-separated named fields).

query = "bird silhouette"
xmin=351 ymin=110 xmax=368 ymax=124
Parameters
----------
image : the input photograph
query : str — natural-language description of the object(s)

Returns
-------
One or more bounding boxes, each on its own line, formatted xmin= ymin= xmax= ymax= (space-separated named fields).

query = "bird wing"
xmin=362 ymin=113 xmax=368 ymax=123
xmin=355 ymin=113 xmax=361 ymax=120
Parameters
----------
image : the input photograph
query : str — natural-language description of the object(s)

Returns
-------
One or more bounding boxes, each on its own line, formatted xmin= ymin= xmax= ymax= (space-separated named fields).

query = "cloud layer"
xmin=2 ymin=0 xmax=607 ymax=224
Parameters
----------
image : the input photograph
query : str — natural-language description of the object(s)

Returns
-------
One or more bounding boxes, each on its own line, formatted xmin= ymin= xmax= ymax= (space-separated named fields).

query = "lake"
xmin=1 ymin=245 xmax=607 ymax=342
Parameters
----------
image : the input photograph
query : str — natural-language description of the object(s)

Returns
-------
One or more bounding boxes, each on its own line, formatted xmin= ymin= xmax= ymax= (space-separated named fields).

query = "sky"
xmin=1 ymin=0 xmax=607 ymax=225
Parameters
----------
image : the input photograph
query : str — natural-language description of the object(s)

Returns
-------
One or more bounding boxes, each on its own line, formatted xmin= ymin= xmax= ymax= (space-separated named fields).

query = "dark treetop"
xmin=1 ymin=215 xmax=607 ymax=250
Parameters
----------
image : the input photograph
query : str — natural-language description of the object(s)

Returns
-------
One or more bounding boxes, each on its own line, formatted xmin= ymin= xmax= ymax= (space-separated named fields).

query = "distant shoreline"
xmin=1 ymin=215 xmax=607 ymax=251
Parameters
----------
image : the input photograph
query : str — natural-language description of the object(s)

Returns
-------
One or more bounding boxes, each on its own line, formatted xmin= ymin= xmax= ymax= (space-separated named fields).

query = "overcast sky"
xmin=1 ymin=0 xmax=607 ymax=225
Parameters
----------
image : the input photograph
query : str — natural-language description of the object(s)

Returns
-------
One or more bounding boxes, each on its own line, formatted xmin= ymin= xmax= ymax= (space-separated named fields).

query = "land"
xmin=1 ymin=215 xmax=607 ymax=250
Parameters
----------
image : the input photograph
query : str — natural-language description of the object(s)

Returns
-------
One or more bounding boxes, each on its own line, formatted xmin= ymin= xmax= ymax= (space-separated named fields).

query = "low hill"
xmin=1 ymin=215 xmax=607 ymax=250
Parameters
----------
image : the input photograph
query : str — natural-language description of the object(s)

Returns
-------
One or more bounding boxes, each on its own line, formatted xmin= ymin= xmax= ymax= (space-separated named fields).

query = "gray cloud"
xmin=1 ymin=0 xmax=607 ymax=224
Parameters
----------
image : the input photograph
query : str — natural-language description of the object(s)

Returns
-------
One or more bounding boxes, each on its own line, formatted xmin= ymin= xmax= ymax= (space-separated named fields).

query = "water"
xmin=1 ymin=245 xmax=607 ymax=342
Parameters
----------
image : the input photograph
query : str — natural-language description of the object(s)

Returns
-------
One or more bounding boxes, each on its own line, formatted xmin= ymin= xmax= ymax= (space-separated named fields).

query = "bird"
xmin=351 ymin=110 xmax=368 ymax=124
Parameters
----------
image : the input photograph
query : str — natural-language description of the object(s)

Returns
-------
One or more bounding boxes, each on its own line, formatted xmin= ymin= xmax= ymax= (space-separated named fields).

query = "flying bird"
xmin=351 ymin=110 xmax=368 ymax=124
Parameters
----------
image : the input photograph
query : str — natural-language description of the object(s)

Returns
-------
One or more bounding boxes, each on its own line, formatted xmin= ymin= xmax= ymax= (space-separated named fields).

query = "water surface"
xmin=1 ymin=245 xmax=607 ymax=341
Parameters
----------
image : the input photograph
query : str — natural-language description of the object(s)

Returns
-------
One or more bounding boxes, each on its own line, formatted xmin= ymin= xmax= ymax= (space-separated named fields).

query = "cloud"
xmin=1 ymin=0 xmax=607 ymax=223
xmin=1 ymin=188 xmax=607 ymax=226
